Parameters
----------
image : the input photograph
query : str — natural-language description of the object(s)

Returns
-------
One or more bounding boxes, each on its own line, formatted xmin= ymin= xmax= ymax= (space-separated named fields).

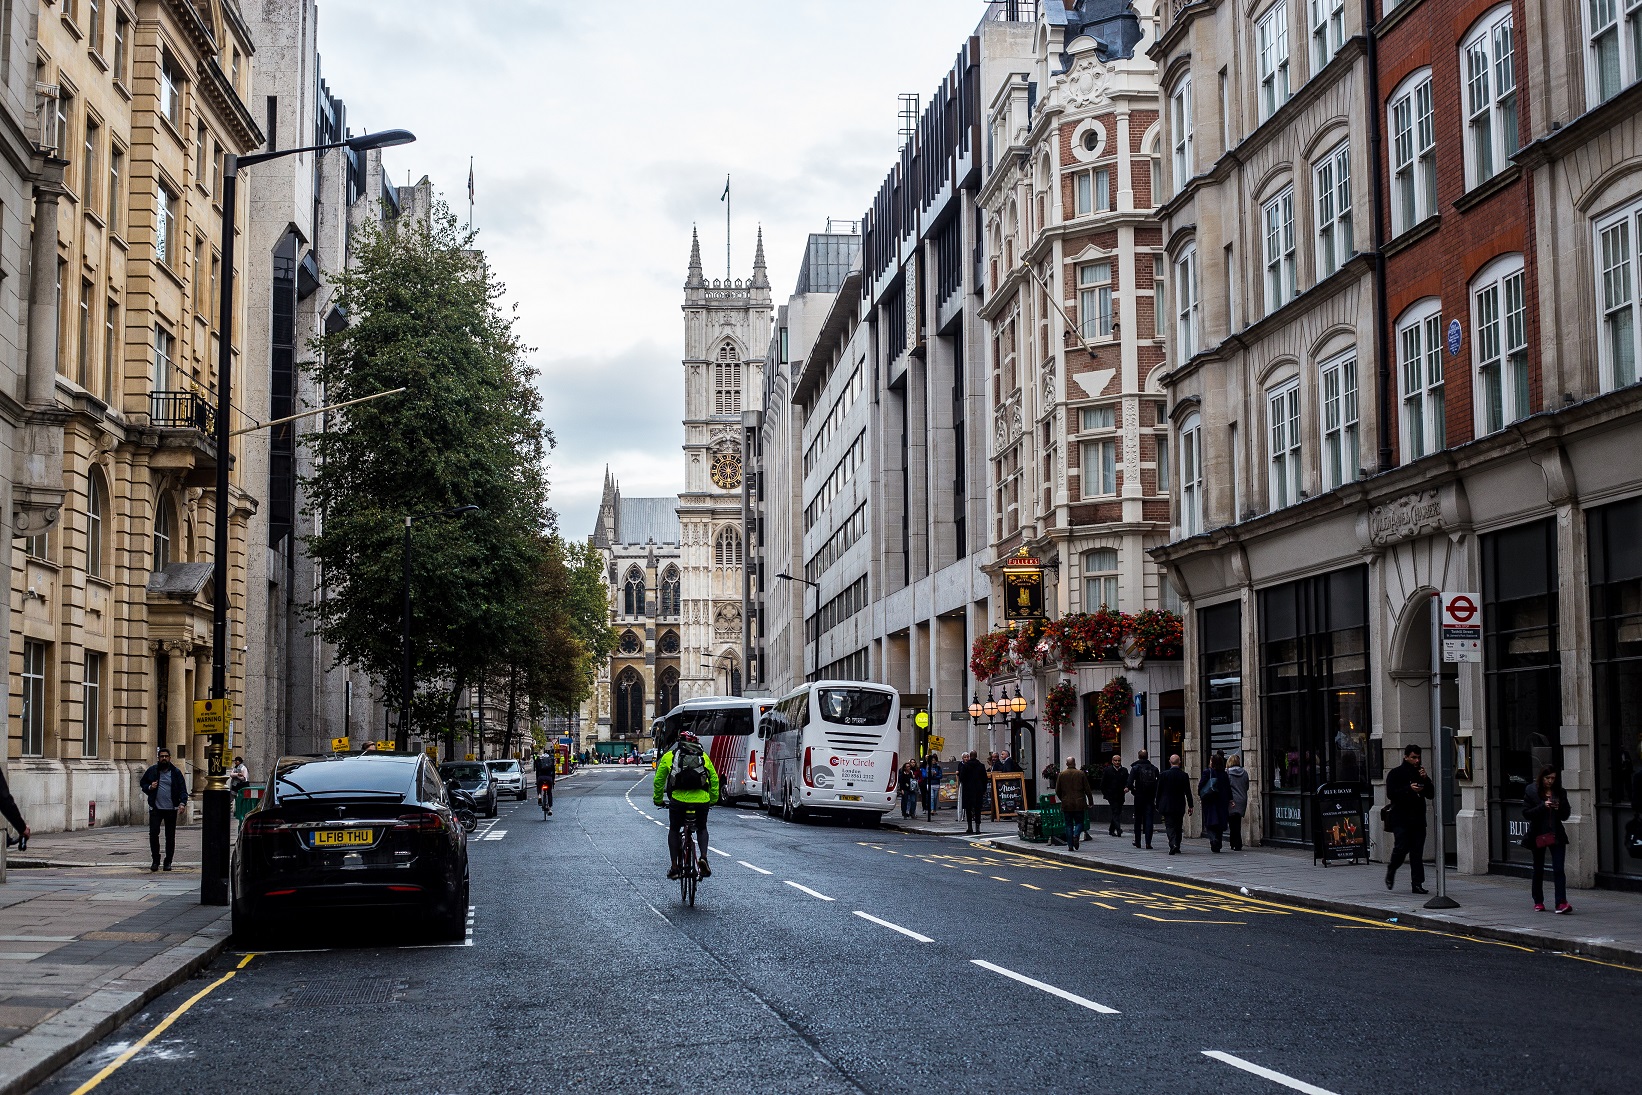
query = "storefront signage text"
xmin=1368 ymin=490 xmax=1444 ymax=546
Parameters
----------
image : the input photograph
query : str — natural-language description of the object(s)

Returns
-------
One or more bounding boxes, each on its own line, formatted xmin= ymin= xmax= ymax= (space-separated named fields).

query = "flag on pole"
xmin=721 ymin=175 xmax=729 ymax=201
xmin=468 ymin=158 xmax=475 ymax=203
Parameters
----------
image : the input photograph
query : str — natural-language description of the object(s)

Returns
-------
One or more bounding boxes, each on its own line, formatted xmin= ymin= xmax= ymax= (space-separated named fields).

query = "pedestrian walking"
xmin=1157 ymin=754 xmax=1194 ymax=854
xmin=1099 ymin=753 xmax=1129 ymax=836
xmin=995 ymin=750 xmax=1021 ymax=773
xmin=1522 ymin=766 xmax=1573 ymax=913
xmin=898 ymin=761 xmax=919 ymax=819
xmin=1384 ymin=744 xmax=1435 ymax=894
xmin=228 ymin=756 xmax=250 ymax=791
xmin=1226 ymin=754 xmax=1250 ymax=851
xmin=1198 ymin=753 xmax=1230 ymax=853
xmin=1129 ymin=750 xmax=1161 ymax=849
xmin=139 ymin=748 xmax=190 ymax=872
xmin=922 ymin=754 xmax=943 ymax=815
xmin=0 ymin=761 xmax=30 ymax=851
xmin=959 ymin=751 xmax=989 ymax=834
xmin=1055 ymin=757 xmax=1092 ymax=851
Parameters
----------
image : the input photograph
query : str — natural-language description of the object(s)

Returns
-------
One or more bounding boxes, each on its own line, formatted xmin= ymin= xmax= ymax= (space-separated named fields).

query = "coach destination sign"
xmin=1002 ymin=548 xmax=1045 ymax=621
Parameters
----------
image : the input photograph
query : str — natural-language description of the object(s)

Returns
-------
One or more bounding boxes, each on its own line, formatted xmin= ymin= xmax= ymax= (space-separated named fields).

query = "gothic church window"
xmin=618 ymin=629 xmax=642 ymax=655
xmin=656 ymin=666 xmax=680 ymax=714
xmin=714 ymin=526 xmax=743 ymax=567
xmin=660 ymin=566 xmax=681 ymax=615
xmin=623 ymin=566 xmax=646 ymax=616
xmin=715 ymin=343 xmax=741 ymax=415
xmin=658 ymin=630 xmax=680 ymax=655
xmin=615 ymin=667 xmax=645 ymax=737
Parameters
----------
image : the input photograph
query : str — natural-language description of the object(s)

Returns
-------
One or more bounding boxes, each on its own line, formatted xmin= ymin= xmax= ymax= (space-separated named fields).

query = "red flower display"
xmin=1092 ymin=676 xmax=1133 ymax=737
xmin=1042 ymin=679 xmax=1078 ymax=731
xmin=968 ymin=610 xmax=1182 ymax=681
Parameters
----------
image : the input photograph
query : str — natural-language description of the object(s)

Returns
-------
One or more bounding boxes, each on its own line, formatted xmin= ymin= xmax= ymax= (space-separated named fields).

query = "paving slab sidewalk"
xmin=885 ymin=809 xmax=1642 ymax=966
xmin=0 ymin=824 xmax=230 ymax=1095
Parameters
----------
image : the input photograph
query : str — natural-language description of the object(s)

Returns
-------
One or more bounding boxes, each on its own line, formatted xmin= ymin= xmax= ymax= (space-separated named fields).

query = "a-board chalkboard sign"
xmin=990 ymin=772 xmax=1026 ymax=820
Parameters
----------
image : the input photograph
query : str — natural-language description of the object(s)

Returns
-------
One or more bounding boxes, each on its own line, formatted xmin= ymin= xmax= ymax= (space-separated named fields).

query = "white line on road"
xmin=853 ymin=911 xmax=933 ymax=942
xmin=481 ymin=830 xmax=507 ymax=841
xmin=969 ymin=959 xmax=1119 ymax=1014
xmin=738 ymin=861 xmax=772 ymax=875
xmin=783 ymin=880 xmax=835 ymax=902
xmin=709 ymin=847 xmax=730 ymax=857
xmin=1201 ymin=1052 xmax=1340 ymax=1095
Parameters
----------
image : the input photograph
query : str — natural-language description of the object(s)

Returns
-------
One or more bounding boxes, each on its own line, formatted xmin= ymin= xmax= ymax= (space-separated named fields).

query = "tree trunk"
xmin=504 ymin=663 xmax=519 ymax=759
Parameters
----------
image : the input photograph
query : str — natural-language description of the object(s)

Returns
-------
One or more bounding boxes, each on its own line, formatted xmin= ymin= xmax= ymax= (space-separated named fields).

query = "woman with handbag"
xmin=1522 ymin=766 xmax=1573 ymax=913
xmin=1198 ymin=752 xmax=1231 ymax=853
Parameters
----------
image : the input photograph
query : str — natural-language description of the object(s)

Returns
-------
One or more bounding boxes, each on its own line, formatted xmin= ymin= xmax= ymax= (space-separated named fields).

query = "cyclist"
xmin=654 ymin=730 xmax=718 ymax=880
xmin=533 ymin=751 xmax=556 ymax=815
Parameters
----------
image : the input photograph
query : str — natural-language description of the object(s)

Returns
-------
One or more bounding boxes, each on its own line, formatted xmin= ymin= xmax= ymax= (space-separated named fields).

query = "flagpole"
xmin=468 ymin=156 xmax=474 ymax=231
xmin=725 ymin=174 xmax=731 ymax=280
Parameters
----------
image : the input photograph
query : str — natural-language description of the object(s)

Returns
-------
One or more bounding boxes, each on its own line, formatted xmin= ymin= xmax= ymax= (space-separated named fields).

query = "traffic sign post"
xmin=1426 ymin=592 xmax=1463 ymax=910
xmin=192 ymin=699 xmax=230 ymax=737
xmin=1440 ymin=592 xmax=1482 ymax=662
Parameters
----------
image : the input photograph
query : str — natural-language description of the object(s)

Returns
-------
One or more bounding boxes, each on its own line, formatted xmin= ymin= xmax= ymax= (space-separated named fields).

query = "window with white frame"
xmin=1083 ymin=438 xmax=1118 ymax=495
xmin=1083 ymin=548 xmax=1120 ymax=610
xmin=1389 ymin=71 xmax=1437 ymax=235
xmin=1171 ymin=74 xmax=1193 ymax=187
xmin=1267 ymin=380 xmax=1302 ymax=509
xmin=1310 ymin=0 xmax=1345 ymax=71
xmin=1078 ymin=261 xmax=1113 ymax=339
xmin=1263 ymin=187 xmax=1297 ymax=313
xmin=1081 ymin=405 xmax=1117 ymax=431
xmin=1315 ymin=142 xmax=1353 ymax=278
xmin=1462 ymin=7 xmax=1518 ymax=190
xmin=1157 ymin=430 xmax=1172 ymax=491
xmin=1397 ymin=300 xmax=1447 ymax=461
xmin=1176 ymin=245 xmax=1201 ymax=359
xmin=1472 ymin=255 xmax=1530 ymax=433
xmin=1179 ymin=413 xmax=1204 ymax=535
xmin=84 ymin=651 xmax=103 ymax=757
xmin=1587 ymin=0 xmax=1642 ymax=103
xmin=1258 ymin=3 xmax=1292 ymax=121
xmin=1074 ymin=167 xmax=1111 ymax=215
xmin=21 ymin=640 xmax=46 ymax=757
xmin=1596 ymin=200 xmax=1642 ymax=390
xmin=1319 ymin=351 xmax=1360 ymax=490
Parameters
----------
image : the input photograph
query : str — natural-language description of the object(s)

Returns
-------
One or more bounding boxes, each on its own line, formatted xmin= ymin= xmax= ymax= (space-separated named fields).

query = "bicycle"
xmin=537 ymin=781 xmax=552 ymax=820
xmin=676 ymin=814 xmax=700 ymax=906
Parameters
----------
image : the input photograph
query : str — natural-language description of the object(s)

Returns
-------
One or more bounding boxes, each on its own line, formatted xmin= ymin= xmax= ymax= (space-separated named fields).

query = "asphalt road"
xmin=30 ymin=767 xmax=1642 ymax=1095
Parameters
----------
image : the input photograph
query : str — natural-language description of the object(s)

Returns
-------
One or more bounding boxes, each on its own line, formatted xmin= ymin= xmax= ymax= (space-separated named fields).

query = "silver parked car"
xmin=486 ymin=759 xmax=526 ymax=801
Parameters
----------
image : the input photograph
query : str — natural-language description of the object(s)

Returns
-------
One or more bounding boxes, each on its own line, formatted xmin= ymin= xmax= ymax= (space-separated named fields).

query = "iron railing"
xmin=149 ymin=390 xmax=214 ymax=432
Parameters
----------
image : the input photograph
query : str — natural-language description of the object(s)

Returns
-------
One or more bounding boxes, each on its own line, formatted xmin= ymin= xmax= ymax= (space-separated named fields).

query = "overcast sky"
xmin=316 ymin=1 xmax=987 ymax=538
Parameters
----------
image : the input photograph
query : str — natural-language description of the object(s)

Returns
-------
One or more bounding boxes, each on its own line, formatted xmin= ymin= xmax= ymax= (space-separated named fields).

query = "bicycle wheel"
xmin=684 ymin=863 xmax=697 ymax=906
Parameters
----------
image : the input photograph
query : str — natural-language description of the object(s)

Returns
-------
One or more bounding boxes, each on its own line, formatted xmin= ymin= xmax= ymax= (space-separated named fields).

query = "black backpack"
xmin=668 ymin=741 xmax=708 ymax=793
xmin=1132 ymin=764 xmax=1160 ymax=798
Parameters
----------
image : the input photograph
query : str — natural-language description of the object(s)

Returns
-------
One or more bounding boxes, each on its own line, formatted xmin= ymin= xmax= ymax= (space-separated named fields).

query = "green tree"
xmin=302 ymin=201 xmax=551 ymax=747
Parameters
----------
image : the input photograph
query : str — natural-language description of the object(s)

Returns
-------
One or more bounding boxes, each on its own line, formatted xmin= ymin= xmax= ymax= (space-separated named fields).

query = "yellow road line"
xmin=1020 ymin=884 xmax=1042 ymax=891
xmin=1433 ymin=931 xmax=1535 ymax=953
xmin=71 ymin=956 xmax=254 ymax=1095
xmin=1091 ymin=901 xmax=1117 ymax=910
xmin=1135 ymin=914 xmax=1246 ymax=925
xmin=990 ymin=876 xmax=1011 ymax=882
xmin=1559 ymin=952 xmax=1642 ymax=973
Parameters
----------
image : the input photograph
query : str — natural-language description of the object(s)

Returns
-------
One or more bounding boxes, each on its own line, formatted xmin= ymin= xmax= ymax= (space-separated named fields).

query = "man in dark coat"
xmin=995 ymin=751 xmax=1021 ymax=773
xmin=958 ymin=752 xmax=990 ymax=834
xmin=139 ymin=748 xmax=189 ymax=872
xmin=1099 ymin=753 xmax=1129 ymax=836
xmin=1054 ymin=758 xmax=1092 ymax=851
xmin=1129 ymin=749 xmax=1162 ymax=849
xmin=1384 ymin=744 xmax=1435 ymax=894
xmin=0 ymin=762 xmax=29 ymax=850
xmin=1156 ymin=754 xmax=1194 ymax=855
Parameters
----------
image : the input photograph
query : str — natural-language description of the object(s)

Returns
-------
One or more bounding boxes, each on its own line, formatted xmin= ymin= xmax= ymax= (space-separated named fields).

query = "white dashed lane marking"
xmin=970 ymin=959 xmax=1118 ymax=1014
xmin=1201 ymin=1052 xmax=1341 ymax=1095
xmin=783 ymin=881 xmax=835 ymax=902
xmin=738 ymin=861 xmax=772 ymax=875
xmin=852 ymin=911 xmax=933 ymax=943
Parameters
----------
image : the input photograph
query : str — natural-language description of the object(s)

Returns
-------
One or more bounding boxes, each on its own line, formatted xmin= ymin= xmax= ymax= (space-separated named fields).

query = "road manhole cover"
xmin=282 ymin=979 xmax=407 ymax=1007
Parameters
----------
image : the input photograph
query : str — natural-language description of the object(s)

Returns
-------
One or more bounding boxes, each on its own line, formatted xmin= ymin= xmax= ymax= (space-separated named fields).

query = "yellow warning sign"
xmin=193 ymin=699 xmax=229 ymax=737
xmin=331 ymin=736 xmax=351 ymax=752
xmin=928 ymin=734 xmax=946 ymax=753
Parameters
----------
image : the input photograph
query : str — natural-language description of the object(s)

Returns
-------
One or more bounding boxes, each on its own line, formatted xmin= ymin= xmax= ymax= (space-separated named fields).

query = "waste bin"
xmin=233 ymin=783 xmax=265 ymax=823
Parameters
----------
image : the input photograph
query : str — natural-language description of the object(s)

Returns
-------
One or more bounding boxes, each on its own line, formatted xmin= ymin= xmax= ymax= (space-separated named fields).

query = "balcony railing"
xmin=149 ymin=391 xmax=215 ymax=432
xmin=984 ymin=0 xmax=1041 ymax=21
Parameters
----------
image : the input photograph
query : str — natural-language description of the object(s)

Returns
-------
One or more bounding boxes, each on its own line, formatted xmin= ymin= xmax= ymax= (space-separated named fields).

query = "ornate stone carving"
xmin=1061 ymin=56 xmax=1111 ymax=108
xmin=1368 ymin=490 xmax=1444 ymax=546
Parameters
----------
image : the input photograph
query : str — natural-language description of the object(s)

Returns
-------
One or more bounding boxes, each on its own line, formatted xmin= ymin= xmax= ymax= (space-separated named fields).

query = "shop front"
xmin=1589 ymin=496 xmax=1642 ymax=887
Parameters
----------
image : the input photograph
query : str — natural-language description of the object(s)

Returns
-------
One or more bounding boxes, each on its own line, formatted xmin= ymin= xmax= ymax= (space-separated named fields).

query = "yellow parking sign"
xmin=193 ymin=699 xmax=229 ymax=737
xmin=331 ymin=736 xmax=351 ymax=752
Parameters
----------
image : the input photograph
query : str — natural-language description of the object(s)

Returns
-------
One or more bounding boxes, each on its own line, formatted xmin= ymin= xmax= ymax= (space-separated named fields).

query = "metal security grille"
xmin=282 ymin=979 xmax=406 ymax=1007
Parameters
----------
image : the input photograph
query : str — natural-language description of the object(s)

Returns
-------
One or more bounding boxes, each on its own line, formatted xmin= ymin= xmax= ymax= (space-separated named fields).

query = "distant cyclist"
xmin=533 ymin=751 xmax=556 ymax=816
xmin=654 ymin=730 xmax=719 ymax=880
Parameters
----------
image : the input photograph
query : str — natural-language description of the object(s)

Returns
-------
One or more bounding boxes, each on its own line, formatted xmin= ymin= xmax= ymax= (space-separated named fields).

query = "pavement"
xmin=884 ymin=807 xmax=1642 ymax=966
xmin=0 ymin=823 xmax=228 ymax=1095
xmin=16 ymin=767 xmax=1642 ymax=1095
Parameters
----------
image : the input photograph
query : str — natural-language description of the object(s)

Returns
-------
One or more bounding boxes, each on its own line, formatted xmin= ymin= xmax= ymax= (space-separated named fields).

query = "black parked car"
xmin=232 ymin=753 xmax=469 ymax=943
xmin=439 ymin=762 xmax=498 ymax=818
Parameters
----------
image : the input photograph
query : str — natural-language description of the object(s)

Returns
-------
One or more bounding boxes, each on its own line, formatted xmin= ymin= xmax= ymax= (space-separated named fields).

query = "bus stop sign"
xmin=1440 ymin=592 xmax=1482 ymax=662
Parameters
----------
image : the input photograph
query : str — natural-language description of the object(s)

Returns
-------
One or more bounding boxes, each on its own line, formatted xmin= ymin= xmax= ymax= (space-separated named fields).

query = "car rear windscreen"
xmin=441 ymin=764 xmax=486 ymax=781
xmin=486 ymin=761 xmax=519 ymax=772
xmin=817 ymin=688 xmax=894 ymax=726
xmin=678 ymin=706 xmax=755 ymax=737
xmin=274 ymin=757 xmax=415 ymax=799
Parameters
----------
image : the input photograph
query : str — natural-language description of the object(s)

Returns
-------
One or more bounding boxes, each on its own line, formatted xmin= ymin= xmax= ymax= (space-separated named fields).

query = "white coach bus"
xmin=654 ymin=696 xmax=773 ymax=804
xmin=760 ymin=681 xmax=900 ymax=824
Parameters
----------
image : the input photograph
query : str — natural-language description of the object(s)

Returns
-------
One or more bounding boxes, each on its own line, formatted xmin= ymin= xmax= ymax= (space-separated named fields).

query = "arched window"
xmin=153 ymin=493 xmax=175 ymax=569
xmin=618 ymin=629 xmax=642 ymax=655
xmin=1396 ymin=298 xmax=1446 ymax=462
xmin=623 ymin=566 xmax=646 ymax=616
xmin=1083 ymin=548 xmax=1119 ymax=610
xmin=1179 ymin=413 xmax=1204 ymax=536
xmin=1470 ymin=254 xmax=1529 ymax=434
xmin=713 ymin=526 xmax=742 ymax=568
xmin=660 ymin=566 xmax=681 ymax=615
xmin=658 ymin=630 xmax=680 ymax=655
xmin=615 ymin=667 xmax=645 ymax=737
xmin=715 ymin=344 xmax=741 ymax=415
xmin=656 ymin=666 xmax=679 ymax=715
xmin=87 ymin=471 xmax=108 ymax=579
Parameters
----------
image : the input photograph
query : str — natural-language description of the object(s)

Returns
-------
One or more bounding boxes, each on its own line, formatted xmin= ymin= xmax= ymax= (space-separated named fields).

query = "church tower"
xmin=678 ymin=226 xmax=771 ymax=698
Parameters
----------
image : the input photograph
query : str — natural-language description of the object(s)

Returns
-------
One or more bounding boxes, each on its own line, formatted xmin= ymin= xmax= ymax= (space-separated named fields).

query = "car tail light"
xmin=243 ymin=814 xmax=295 ymax=836
xmin=748 ymin=752 xmax=758 ymax=782
xmin=886 ymin=752 xmax=899 ymax=792
xmin=393 ymin=812 xmax=445 ymax=832
xmin=387 ymin=885 xmax=423 ymax=893
xmin=264 ymin=888 xmax=296 ymax=897
xmin=802 ymin=747 xmax=815 ymax=787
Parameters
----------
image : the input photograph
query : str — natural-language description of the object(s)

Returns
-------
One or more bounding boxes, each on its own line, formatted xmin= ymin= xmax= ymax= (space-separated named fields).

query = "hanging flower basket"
xmin=1042 ymin=679 xmax=1078 ymax=732
xmin=1092 ymin=676 xmax=1133 ymax=737
xmin=969 ymin=609 xmax=1182 ymax=681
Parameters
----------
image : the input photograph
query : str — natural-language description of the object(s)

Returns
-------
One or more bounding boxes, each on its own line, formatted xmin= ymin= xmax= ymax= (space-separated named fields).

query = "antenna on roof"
xmin=898 ymin=94 xmax=920 ymax=150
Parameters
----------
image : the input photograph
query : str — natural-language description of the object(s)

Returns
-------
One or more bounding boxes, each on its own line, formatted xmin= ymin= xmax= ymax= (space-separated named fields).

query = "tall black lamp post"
xmin=202 ymin=128 xmax=416 ymax=907
xmin=774 ymin=572 xmax=819 ymax=682
xmin=400 ymin=506 xmax=481 ymax=753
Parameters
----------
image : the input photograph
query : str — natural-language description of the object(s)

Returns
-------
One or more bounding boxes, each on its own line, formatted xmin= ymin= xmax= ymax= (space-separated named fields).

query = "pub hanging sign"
xmin=1002 ymin=548 xmax=1045 ymax=621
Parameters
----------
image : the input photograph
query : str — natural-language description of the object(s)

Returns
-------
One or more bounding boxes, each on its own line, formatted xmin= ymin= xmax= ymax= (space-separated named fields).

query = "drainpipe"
xmin=1363 ymin=5 xmax=1394 ymax=473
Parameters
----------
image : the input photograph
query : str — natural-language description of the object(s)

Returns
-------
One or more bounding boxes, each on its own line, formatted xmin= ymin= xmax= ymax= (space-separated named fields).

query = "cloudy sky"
xmin=316 ymin=0 xmax=988 ymax=538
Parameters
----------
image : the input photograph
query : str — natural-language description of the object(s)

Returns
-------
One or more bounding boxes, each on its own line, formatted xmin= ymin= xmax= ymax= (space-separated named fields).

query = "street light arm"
xmin=229 ymin=386 xmax=406 ymax=436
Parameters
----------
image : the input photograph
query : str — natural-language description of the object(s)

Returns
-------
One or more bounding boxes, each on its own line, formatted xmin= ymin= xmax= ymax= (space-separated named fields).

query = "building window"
xmin=88 ymin=0 xmax=103 ymax=47
xmin=153 ymin=324 xmax=174 ymax=391
xmin=660 ymin=566 xmax=681 ymax=616
xmin=1200 ymin=602 xmax=1244 ymax=761
xmin=615 ymin=667 xmax=645 ymax=738
xmin=24 ymin=525 xmax=48 ymax=561
xmin=153 ymin=495 xmax=174 ymax=568
xmin=54 ymin=86 xmax=72 ymax=162
xmin=77 ymin=280 xmax=92 ymax=386
xmin=1257 ymin=2 xmax=1292 ymax=121
xmin=714 ymin=344 xmax=741 ymax=415
xmin=1462 ymin=7 xmax=1518 ymax=190
xmin=1397 ymin=300 xmax=1446 ymax=461
xmin=1310 ymin=0 xmax=1345 ymax=71
xmin=1263 ymin=186 xmax=1297 ymax=313
xmin=1596 ymin=200 xmax=1642 ymax=391
xmin=1389 ymin=71 xmax=1437 ymax=236
xmin=1157 ymin=430 xmax=1171 ymax=491
xmin=159 ymin=52 xmax=183 ymax=127
xmin=618 ymin=629 xmax=642 ymax=655
xmin=1152 ymin=254 xmax=1166 ymax=339
xmin=21 ymin=640 xmax=47 ymax=757
xmin=1169 ymin=74 xmax=1193 ymax=189
xmin=656 ymin=667 xmax=680 ymax=715
xmin=1073 ymin=167 xmax=1110 ymax=215
xmin=108 ymin=143 xmax=123 ymax=230
xmin=84 ymin=118 xmax=100 ymax=209
xmin=1472 ymin=256 xmax=1530 ymax=434
xmin=714 ymin=526 xmax=743 ymax=567
xmin=1267 ymin=379 xmax=1302 ymax=509
xmin=1314 ymin=142 xmax=1353 ymax=278
xmin=658 ymin=630 xmax=680 ymax=655
xmin=1083 ymin=439 xmax=1117 ymax=496
xmin=88 ymin=472 xmax=107 ymax=578
xmin=1180 ymin=413 xmax=1204 ymax=535
xmin=104 ymin=299 xmax=118 ymax=400
xmin=195 ymin=120 xmax=207 ymax=182
xmin=156 ymin=184 xmax=178 ymax=267
xmin=193 ymin=236 xmax=207 ymax=312
xmin=112 ymin=9 xmax=128 ymax=83
xmin=1588 ymin=496 xmax=1642 ymax=880
xmin=1175 ymin=245 xmax=1200 ymax=359
xmin=1083 ymin=548 xmax=1119 ymax=610
xmin=623 ymin=567 xmax=645 ymax=616
xmin=1587 ymin=0 xmax=1642 ymax=102
xmin=1077 ymin=261 xmax=1113 ymax=339
xmin=1080 ymin=405 xmax=1116 ymax=431
xmin=84 ymin=651 xmax=103 ymax=757
xmin=1319 ymin=351 xmax=1359 ymax=491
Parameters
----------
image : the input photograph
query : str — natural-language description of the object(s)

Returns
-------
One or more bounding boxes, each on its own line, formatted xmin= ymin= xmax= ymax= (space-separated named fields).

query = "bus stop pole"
xmin=1427 ymin=591 xmax=1459 ymax=909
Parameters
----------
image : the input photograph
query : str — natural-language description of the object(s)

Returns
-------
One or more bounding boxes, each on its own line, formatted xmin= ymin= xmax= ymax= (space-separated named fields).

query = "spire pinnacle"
xmin=751 ymin=224 xmax=769 ymax=289
xmin=686 ymin=225 xmax=705 ymax=287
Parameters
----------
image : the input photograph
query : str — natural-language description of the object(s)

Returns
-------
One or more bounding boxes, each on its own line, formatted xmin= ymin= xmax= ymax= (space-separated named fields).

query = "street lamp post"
xmin=774 ymin=573 xmax=819 ymax=682
xmin=399 ymin=505 xmax=481 ymax=753
xmin=201 ymin=129 xmax=416 ymax=907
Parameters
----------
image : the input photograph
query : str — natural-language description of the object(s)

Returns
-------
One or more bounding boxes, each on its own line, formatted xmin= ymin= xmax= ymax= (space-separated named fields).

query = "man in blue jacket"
xmin=139 ymin=748 xmax=189 ymax=872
